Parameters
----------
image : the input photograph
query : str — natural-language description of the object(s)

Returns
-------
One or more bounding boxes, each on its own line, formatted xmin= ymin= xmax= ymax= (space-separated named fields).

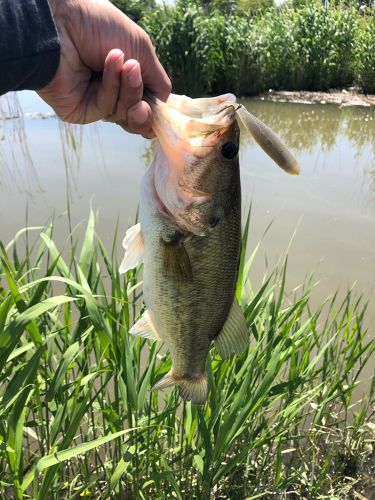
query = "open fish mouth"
xmin=145 ymin=93 xmax=238 ymax=149
xmin=143 ymin=91 xmax=300 ymax=236
xmin=141 ymin=93 xmax=242 ymax=236
xmin=145 ymin=91 xmax=301 ymax=176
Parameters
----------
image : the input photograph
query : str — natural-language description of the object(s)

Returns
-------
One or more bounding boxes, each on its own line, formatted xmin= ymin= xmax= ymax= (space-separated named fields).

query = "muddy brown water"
xmin=1 ymin=91 xmax=374 ymax=354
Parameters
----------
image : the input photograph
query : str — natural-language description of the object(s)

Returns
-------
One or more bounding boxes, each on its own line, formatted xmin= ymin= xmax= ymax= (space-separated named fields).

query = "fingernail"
xmin=128 ymin=62 xmax=142 ymax=88
xmin=109 ymin=48 xmax=124 ymax=61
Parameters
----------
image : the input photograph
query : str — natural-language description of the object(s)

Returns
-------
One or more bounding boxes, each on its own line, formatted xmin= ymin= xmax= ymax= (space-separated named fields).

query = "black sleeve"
xmin=0 ymin=0 xmax=61 ymax=95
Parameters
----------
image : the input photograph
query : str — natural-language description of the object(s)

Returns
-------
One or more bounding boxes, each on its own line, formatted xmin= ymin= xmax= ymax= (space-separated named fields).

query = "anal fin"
xmin=214 ymin=299 xmax=249 ymax=359
xmin=152 ymin=370 xmax=208 ymax=405
xmin=119 ymin=223 xmax=144 ymax=274
xmin=130 ymin=310 xmax=160 ymax=341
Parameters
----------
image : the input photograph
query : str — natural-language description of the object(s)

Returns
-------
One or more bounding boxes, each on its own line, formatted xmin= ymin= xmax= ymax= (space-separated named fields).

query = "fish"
xmin=120 ymin=93 xmax=300 ymax=405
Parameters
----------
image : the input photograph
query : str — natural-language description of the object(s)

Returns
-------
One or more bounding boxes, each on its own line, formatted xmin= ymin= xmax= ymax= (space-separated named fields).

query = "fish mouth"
xmin=144 ymin=93 xmax=239 ymax=235
xmin=145 ymin=92 xmax=237 ymax=149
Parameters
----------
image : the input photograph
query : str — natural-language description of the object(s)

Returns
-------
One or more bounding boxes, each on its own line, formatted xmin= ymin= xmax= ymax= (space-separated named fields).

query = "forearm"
xmin=0 ymin=0 xmax=61 ymax=95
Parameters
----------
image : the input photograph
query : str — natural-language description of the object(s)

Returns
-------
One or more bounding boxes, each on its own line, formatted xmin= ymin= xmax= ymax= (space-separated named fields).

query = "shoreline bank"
xmin=253 ymin=89 xmax=375 ymax=107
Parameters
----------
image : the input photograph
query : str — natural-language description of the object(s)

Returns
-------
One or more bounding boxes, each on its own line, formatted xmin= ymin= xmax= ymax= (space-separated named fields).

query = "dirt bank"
xmin=255 ymin=89 xmax=375 ymax=107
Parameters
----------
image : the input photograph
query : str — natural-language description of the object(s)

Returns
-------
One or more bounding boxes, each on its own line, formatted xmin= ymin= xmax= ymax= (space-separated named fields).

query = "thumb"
xmin=140 ymin=38 xmax=171 ymax=102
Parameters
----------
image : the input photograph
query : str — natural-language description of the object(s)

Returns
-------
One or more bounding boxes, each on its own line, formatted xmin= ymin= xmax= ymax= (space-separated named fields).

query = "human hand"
xmin=38 ymin=0 xmax=171 ymax=136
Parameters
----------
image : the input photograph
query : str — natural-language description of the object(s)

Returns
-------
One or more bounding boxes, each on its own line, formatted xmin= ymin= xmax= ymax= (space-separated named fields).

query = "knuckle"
xmin=141 ymin=30 xmax=153 ymax=49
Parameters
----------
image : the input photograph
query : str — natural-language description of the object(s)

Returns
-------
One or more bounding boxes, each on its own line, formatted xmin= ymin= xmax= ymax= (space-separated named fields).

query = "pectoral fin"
xmin=161 ymin=238 xmax=193 ymax=283
xmin=129 ymin=310 xmax=160 ymax=341
xmin=237 ymin=105 xmax=301 ymax=176
xmin=119 ymin=223 xmax=144 ymax=273
xmin=214 ymin=299 xmax=249 ymax=359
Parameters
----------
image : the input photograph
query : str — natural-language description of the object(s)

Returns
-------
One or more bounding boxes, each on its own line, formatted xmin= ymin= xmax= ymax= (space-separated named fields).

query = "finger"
xmin=118 ymin=100 xmax=154 ymax=137
xmin=116 ymin=59 xmax=143 ymax=123
xmin=140 ymin=37 xmax=172 ymax=102
xmin=114 ymin=60 xmax=154 ymax=135
xmin=127 ymin=100 xmax=154 ymax=137
xmin=96 ymin=49 xmax=124 ymax=117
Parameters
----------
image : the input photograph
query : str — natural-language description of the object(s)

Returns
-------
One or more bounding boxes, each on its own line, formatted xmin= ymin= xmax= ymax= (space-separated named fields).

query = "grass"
xmin=0 ymin=210 xmax=374 ymax=499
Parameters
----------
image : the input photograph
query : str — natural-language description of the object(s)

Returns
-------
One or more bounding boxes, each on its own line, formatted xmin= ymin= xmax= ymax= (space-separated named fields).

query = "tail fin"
xmin=152 ymin=370 xmax=208 ymax=405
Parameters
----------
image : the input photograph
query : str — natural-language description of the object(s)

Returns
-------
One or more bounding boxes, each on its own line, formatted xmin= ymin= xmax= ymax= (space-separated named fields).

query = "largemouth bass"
xmin=120 ymin=94 xmax=299 ymax=404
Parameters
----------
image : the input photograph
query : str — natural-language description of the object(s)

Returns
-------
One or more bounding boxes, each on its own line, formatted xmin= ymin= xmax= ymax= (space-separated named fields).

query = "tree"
xmin=238 ymin=0 xmax=274 ymax=13
xmin=176 ymin=0 xmax=274 ymax=13
xmin=111 ymin=0 xmax=156 ymax=22
xmin=176 ymin=0 xmax=238 ymax=12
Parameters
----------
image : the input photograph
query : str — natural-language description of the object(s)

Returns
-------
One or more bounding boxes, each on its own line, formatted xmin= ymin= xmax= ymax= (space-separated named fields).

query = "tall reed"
xmin=355 ymin=14 xmax=375 ymax=93
xmin=139 ymin=2 xmax=374 ymax=96
xmin=0 ymin=213 xmax=374 ymax=498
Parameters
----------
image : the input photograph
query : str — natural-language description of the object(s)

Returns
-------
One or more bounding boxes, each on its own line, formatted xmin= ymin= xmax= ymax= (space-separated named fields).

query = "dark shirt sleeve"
xmin=0 ymin=0 xmax=61 ymax=95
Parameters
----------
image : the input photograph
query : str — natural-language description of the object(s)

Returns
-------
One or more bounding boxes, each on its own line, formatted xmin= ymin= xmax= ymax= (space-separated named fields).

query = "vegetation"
xmin=189 ymin=0 xmax=274 ymax=14
xmin=355 ymin=16 xmax=375 ymax=93
xmin=111 ymin=0 xmax=155 ymax=22
xmin=116 ymin=0 xmax=375 ymax=96
xmin=0 ymin=212 xmax=374 ymax=498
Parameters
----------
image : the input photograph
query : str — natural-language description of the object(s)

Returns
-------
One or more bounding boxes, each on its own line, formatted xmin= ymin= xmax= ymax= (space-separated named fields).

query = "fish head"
xmin=148 ymin=93 xmax=240 ymax=236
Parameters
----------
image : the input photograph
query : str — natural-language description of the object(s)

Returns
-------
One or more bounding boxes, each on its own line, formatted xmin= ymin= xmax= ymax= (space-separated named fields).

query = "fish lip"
xmin=215 ymin=104 xmax=237 ymax=118
xmin=145 ymin=93 xmax=237 ymax=142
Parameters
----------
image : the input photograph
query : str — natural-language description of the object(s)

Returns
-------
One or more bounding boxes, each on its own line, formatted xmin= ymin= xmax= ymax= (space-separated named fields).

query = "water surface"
xmin=1 ymin=91 xmax=374 ymax=332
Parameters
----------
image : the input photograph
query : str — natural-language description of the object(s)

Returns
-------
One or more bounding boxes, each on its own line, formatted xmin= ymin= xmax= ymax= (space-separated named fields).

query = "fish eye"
xmin=221 ymin=141 xmax=239 ymax=160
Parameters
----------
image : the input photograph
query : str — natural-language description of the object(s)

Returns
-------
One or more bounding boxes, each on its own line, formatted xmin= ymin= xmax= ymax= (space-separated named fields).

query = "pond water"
xmin=1 ymin=91 xmax=374 ymax=334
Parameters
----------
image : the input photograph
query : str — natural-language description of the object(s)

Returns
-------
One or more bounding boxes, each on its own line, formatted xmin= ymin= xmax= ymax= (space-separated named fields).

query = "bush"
xmin=254 ymin=8 xmax=298 ymax=90
xmin=211 ymin=15 xmax=262 ymax=95
xmin=293 ymin=5 xmax=357 ymax=90
xmin=355 ymin=16 xmax=375 ymax=93
xmin=112 ymin=0 xmax=155 ymax=22
xmin=139 ymin=1 xmax=374 ymax=95
xmin=141 ymin=3 xmax=221 ymax=96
